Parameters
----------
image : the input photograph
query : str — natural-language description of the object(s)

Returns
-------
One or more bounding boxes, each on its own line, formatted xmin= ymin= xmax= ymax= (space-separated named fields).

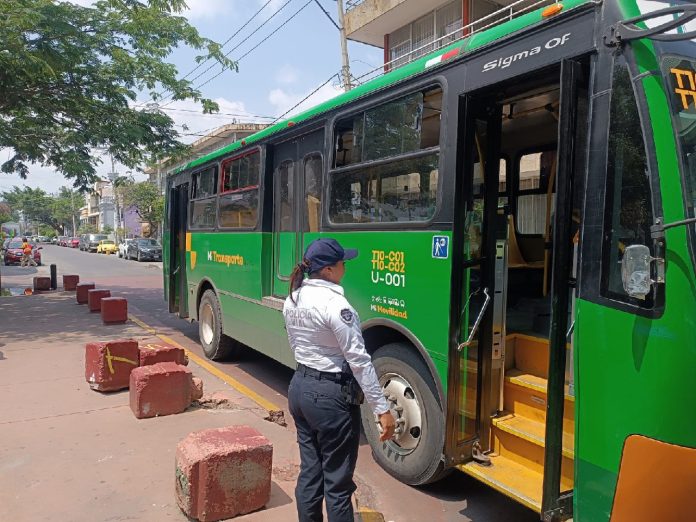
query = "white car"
xmin=118 ymin=238 xmax=134 ymax=258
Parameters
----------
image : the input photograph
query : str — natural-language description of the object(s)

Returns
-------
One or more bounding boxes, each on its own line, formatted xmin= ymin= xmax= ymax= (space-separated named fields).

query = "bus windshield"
xmin=663 ymin=54 xmax=696 ymax=258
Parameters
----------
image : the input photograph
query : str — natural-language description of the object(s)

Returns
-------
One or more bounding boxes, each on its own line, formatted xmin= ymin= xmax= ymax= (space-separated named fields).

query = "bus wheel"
xmin=361 ymin=343 xmax=447 ymax=486
xmin=198 ymin=289 xmax=239 ymax=360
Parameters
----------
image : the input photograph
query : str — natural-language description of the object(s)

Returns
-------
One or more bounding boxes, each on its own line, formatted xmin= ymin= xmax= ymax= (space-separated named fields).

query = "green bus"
xmin=163 ymin=1 xmax=696 ymax=519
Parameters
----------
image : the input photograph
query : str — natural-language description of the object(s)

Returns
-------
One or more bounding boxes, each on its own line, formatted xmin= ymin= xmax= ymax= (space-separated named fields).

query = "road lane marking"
xmin=127 ymin=313 xmax=283 ymax=415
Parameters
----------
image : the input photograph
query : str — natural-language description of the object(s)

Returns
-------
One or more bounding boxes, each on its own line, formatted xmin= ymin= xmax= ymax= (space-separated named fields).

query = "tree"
xmin=52 ymin=187 xmax=83 ymax=235
xmin=120 ymin=181 xmax=163 ymax=237
xmin=0 ymin=0 xmax=236 ymax=189
xmin=1 ymin=186 xmax=64 ymax=233
xmin=0 ymin=202 xmax=12 ymax=224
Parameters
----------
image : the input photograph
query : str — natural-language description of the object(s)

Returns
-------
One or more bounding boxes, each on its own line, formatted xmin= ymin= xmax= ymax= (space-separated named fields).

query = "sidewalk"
xmin=0 ymin=289 xmax=301 ymax=521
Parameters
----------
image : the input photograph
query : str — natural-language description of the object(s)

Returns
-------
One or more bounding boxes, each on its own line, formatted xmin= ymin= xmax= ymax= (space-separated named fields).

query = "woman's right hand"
xmin=378 ymin=411 xmax=396 ymax=441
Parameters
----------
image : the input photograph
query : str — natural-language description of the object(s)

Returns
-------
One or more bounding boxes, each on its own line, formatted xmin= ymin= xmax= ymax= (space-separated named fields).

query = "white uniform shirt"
xmin=283 ymin=278 xmax=390 ymax=416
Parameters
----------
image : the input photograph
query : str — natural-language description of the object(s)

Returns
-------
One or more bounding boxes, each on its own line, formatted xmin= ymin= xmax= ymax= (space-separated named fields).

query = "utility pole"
xmin=336 ymin=0 xmax=353 ymax=91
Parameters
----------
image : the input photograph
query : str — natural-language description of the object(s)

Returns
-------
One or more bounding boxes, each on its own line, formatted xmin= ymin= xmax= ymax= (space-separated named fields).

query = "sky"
xmin=0 ymin=0 xmax=382 ymax=195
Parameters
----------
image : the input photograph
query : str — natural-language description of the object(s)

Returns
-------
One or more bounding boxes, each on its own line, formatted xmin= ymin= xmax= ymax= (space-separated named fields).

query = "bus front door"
xmin=168 ymin=182 xmax=189 ymax=318
xmin=446 ymin=97 xmax=502 ymax=463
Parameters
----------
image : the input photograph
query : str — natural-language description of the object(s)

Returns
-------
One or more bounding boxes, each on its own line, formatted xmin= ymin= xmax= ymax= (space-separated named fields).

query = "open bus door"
xmin=447 ymin=59 xmax=587 ymax=518
xmin=446 ymin=96 xmax=502 ymax=466
xmin=168 ymin=182 xmax=189 ymax=318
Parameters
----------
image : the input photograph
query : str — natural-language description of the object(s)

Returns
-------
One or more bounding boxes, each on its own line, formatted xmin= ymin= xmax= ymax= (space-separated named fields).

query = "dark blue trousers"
xmin=288 ymin=369 xmax=361 ymax=522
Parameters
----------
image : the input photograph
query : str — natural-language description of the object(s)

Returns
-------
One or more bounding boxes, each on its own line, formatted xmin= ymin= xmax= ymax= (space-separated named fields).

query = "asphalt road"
xmin=38 ymin=244 xmax=539 ymax=522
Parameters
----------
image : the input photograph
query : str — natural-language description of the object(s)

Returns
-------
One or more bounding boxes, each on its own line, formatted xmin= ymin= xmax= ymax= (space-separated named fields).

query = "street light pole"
xmin=336 ymin=0 xmax=353 ymax=92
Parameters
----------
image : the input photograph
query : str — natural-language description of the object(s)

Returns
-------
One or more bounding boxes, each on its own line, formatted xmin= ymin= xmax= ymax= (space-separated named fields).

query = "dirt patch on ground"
xmin=273 ymin=463 xmax=301 ymax=482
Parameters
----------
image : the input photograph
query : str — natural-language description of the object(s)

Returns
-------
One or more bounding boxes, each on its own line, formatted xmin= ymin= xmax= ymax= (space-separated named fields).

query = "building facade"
xmin=79 ymin=180 xmax=115 ymax=233
xmin=345 ymin=0 xmax=546 ymax=69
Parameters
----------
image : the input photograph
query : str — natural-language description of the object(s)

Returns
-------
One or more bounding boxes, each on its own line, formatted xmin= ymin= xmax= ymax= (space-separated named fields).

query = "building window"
xmin=387 ymin=0 xmax=462 ymax=68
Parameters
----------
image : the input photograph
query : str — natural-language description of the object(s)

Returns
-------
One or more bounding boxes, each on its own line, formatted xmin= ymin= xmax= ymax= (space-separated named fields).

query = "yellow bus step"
xmin=493 ymin=412 xmax=575 ymax=458
xmin=458 ymin=454 xmax=542 ymax=513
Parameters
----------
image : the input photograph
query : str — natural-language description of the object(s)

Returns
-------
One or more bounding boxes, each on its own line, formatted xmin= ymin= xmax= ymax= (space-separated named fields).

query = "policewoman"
xmin=283 ymin=238 xmax=396 ymax=522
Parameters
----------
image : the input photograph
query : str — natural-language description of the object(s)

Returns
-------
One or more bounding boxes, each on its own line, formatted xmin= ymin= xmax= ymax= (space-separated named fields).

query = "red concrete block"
xmin=63 ymin=274 xmax=80 ymax=291
xmin=129 ymin=362 xmax=194 ymax=419
xmin=175 ymin=426 xmax=273 ymax=521
xmin=33 ymin=276 xmax=50 ymax=292
xmin=139 ymin=344 xmax=188 ymax=367
xmin=85 ymin=339 xmax=140 ymax=392
xmin=87 ymin=289 xmax=111 ymax=312
xmin=76 ymin=282 xmax=95 ymax=304
xmin=101 ymin=297 xmax=128 ymax=324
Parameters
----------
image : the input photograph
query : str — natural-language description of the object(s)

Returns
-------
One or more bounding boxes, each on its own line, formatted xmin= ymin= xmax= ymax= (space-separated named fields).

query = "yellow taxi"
xmin=96 ymin=239 xmax=118 ymax=255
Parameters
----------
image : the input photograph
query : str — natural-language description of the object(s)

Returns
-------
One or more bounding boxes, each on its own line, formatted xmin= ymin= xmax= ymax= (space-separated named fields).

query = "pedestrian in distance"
xmin=283 ymin=237 xmax=396 ymax=522
xmin=20 ymin=237 xmax=37 ymax=267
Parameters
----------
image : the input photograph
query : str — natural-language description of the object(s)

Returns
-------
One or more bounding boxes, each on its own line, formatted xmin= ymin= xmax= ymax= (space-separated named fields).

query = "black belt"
xmin=296 ymin=363 xmax=350 ymax=383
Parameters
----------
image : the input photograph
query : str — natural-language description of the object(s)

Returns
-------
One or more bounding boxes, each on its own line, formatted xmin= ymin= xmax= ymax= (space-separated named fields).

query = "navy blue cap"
xmin=303 ymin=238 xmax=358 ymax=273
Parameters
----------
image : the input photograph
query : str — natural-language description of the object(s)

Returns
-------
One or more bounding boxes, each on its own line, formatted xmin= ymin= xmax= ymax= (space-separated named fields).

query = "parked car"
xmin=57 ymin=236 xmax=67 ymax=246
xmin=80 ymin=233 xmax=108 ymax=252
xmin=3 ymin=239 xmax=42 ymax=266
xmin=118 ymin=238 xmax=134 ymax=258
xmin=68 ymin=237 xmax=80 ymax=248
xmin=96 ymin=239 xmax=118 ymax=255
xmin=51 ymin=237 xmax=58 ymax=244
xmin=126 ymin=238 xmax=162 ymax=262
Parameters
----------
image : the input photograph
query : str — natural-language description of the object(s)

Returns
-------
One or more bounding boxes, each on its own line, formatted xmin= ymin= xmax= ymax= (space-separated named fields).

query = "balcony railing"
xmin=345 ymin=0 xmax=366 ymax=12
xmin=352 ymin=0 xmax=562 ymax=84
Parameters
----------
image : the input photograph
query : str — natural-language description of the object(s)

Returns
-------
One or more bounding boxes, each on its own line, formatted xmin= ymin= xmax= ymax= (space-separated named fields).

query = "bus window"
xmin=601 ymin=61 xmax=654 ymax=307
xmin=516 ymin=151 xmax=556 ymax=235
xmin=191 ymin=166 xmax=217 ymax=199
xmin=189 ymin=166 xmax=217 ymax=229
xmin=304 ymin=154 xmax=322 ymax=232
xmin=277 ymin=160 xmax=294 ymax=232
xmin=218 ymin=151 xmax=260 ymax=229
xmin=333 ymin=86 xmax=442 ymax=168
xmin=663 ymin=55 xmax=696 ymax=270
xmin=330 ymin=153 xmax=439 ymax=224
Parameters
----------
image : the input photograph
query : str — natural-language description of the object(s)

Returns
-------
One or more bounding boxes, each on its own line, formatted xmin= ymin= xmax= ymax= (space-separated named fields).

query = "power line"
xmin=141 ymin=0 xmax=275 ymax=108
xmin=312 ymin=0 xmax=340 ymax=30
xmin=157 ymin=106 xmax=276 ymax=120
xmin=158 ymin=0 xmax=298 ymax=107
xmin=273 ymin=72 xmax=339 ymax=123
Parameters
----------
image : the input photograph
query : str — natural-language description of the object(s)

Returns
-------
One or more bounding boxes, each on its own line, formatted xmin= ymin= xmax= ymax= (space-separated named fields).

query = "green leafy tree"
xmin=1 ymin=186 xmax=65 ymax=233
xmin=0 ymin=201 xmax=12 ymax=224
xmin=52 ymin=187 xmax=83 ymax=235
xmin=120 ymin=180 xmax=163 ymax=237
xmin=0 ymin=0 xmax=236 ymax=189
xmin=79 ymin=223 xmax=98 ymax=234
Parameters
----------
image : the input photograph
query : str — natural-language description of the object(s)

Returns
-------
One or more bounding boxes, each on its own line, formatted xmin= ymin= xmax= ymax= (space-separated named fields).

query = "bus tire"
xmin=198 ymin=289 xmax=239 ymax=361
xmin=361 ymin=343 xmax=448 ymax=486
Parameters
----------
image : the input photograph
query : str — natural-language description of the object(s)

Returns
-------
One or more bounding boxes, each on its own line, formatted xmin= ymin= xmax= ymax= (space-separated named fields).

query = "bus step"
xmin=458 ymin=454 xmax=542 ymax=513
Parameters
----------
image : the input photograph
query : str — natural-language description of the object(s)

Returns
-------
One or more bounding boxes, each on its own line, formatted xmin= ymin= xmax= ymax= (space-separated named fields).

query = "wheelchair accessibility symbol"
xmin=432 ymin=236 xmax=449 ymax=259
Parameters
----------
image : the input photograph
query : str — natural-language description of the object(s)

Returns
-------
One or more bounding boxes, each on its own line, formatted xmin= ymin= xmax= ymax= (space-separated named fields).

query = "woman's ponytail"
xmin=289 ymin=259 xmax=310 ymax=304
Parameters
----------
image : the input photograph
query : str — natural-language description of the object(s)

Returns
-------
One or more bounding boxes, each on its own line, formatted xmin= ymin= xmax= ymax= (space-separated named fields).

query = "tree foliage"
xmin=0 ymin=0 xmax=237 ymax=189
xmin=0 ymin=185 xmax=83 ymax=234
xmin=120 ymin=180 xmax=163 ymax=237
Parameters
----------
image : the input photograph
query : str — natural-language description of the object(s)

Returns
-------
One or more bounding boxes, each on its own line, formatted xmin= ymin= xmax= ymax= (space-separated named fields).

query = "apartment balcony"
xmin=345 ymin=0 xmax=525 ymax=48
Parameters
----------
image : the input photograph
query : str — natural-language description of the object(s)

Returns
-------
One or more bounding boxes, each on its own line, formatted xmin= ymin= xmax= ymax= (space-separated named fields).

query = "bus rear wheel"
xmin=198 ymin=289 xmax=240 ymax=361
xmin=360 ymin=343 xmax=448 ymax=486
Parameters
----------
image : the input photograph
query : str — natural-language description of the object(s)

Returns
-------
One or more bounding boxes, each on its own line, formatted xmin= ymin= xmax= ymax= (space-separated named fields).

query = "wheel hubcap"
xmin=380 ymin=372 xmax=423 ymax=454
xmin=200 ymin=303 xmax=215 ymax=346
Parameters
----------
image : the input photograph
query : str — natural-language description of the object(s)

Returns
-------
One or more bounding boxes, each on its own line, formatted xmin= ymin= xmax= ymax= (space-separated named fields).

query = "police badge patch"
xmin=340 ymin=308 xmax=354 ymax=324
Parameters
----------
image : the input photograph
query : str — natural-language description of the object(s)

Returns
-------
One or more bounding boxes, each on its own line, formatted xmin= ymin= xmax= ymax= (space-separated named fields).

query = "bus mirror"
xmin=621 ymin=245 xmax=652 ymax=299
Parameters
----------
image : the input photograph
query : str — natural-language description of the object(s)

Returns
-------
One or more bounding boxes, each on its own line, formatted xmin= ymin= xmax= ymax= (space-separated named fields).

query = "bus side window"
xmin=189 ymin=166 xmax=218 ymax=229
xmin=304 ymin=154 xmax=322 ymax=232
xmin=601 ymin=60 xmax=655 ymax=308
